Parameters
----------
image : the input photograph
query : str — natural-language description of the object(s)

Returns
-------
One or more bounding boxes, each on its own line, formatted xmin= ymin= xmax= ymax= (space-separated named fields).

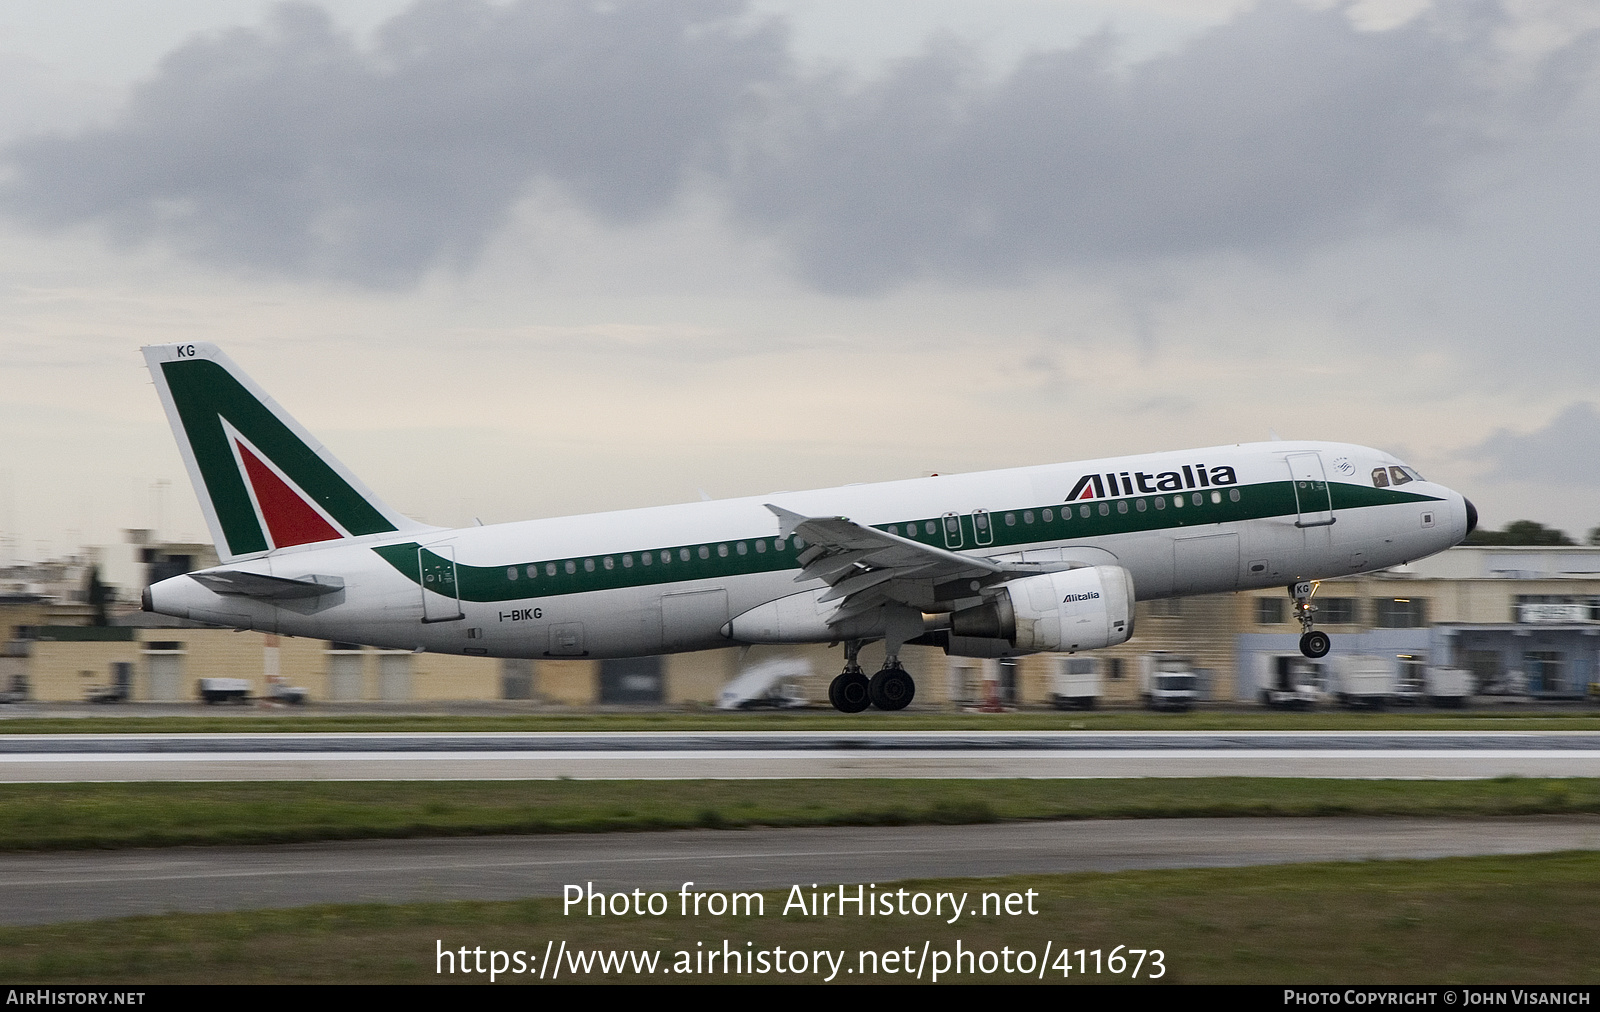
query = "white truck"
xmin=1140 ymin=652 xmax=1199 ymax=711
xmin=1330 ymin=655 xmax=1397 ymax=709
xmin=1425 ymin=666 xmax=1473 ymax=708
xmin=1051 ymin=657 xmax=1101 ymax=710
xmin=1257 ymin=655 xmax=1321 ymax=710
xmin=198 ymin=677 xmax=252 ymax=705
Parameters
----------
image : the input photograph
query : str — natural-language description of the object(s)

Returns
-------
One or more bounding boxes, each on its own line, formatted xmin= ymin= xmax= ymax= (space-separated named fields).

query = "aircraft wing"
xmin=765 ymin=504 xmax=1069 ymax=622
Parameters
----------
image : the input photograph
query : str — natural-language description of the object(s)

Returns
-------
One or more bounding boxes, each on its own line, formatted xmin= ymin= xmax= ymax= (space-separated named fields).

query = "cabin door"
xmin=419 ymin=544 xmax=464 ymax=623
xmin=1286 ymin=453 xmax=1334 ymax=528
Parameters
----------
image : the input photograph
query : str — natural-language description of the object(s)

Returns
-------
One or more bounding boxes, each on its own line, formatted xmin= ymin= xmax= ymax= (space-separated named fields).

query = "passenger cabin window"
xmin=1371 ymin=467 xmax=1389 ymax=488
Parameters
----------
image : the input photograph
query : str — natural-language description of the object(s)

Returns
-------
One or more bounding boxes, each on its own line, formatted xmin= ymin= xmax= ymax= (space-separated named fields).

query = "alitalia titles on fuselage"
xmin=1068 ymin=464 xmax=1238 ymax=500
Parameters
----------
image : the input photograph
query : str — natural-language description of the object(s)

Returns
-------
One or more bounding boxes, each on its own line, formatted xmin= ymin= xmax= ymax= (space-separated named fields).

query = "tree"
xmin=82 ymin=565 xmax=112 ymax=626
xmin=1464 ymin=520 xmax=1576 ymax=546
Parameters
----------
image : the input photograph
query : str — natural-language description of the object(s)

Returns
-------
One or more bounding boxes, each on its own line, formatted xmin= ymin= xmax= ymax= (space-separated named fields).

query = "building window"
xmin=1374 ymin=598 xmax=1427 ymax=628
xmin=1150 ymin=598 xmax=1182 ymax=618
xmin=1320 ymin=597 xmax=1359 ymax=625
xmin=1106 ymin=657 xmax=1124 ymax=680
xmin=1256 ymin=598 xmax=1285 ymax=624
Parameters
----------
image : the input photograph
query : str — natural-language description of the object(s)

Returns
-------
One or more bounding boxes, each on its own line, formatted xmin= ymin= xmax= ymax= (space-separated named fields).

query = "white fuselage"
xmin=147 ymin=440 xmax=1470 ymax=660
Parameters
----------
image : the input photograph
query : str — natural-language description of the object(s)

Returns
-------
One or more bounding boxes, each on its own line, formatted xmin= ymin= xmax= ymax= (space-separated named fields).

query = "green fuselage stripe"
xmin=371 ymin=480 xmax=1441 ymax=604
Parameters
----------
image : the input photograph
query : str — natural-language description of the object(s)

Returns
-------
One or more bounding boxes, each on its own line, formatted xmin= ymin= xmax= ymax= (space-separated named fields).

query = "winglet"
xmin=764 ymin=504 xmax=814 ymax=539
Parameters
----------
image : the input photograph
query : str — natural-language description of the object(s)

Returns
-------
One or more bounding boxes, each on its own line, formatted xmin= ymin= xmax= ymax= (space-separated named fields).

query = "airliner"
xmin=140 ymin=343 xmax=1477 ymax=712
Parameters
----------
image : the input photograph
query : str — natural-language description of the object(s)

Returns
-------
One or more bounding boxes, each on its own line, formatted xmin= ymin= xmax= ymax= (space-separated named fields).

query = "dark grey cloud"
xmin=2 ymin=0 xmax=1593 ymax=291
xmin=1 ymin=0 xmax=782 ymax=286
xmin=1468 ymin=403 xmax=1600 ymax=486
xmin=734 ymin=1 xmax=1565 ymax=292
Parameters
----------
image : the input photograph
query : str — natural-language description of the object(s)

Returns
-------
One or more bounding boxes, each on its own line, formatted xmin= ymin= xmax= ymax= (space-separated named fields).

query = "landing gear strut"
xmin=1291 ymin=581 xmax=1330 ymax=658
xmin=828 ymin=640 xmax=870 ymax=713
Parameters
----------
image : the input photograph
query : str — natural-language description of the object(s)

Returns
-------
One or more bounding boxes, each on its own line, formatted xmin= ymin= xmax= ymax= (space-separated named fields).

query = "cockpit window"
xmin=1389 ymin=466 xmax=1413 ymax=486
xmin=1371 ymin=467 xmax=1389 ymax=488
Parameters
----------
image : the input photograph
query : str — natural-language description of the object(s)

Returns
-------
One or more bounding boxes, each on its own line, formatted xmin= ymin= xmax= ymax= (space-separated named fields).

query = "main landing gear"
xmin=828 ymin=641 xmax=870 ymax=713
xmin=828 ymin=640 xmax=916 ymax=712
xmin=1291 ymin=581 xmax=1331 ymax=659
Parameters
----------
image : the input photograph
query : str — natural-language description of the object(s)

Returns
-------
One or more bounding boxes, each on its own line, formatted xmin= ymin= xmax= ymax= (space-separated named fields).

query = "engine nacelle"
xmin=949 ymin=566 xmax=1135 ymax=653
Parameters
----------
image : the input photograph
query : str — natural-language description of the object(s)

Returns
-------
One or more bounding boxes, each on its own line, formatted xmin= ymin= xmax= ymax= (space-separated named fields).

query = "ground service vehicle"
xmin=1425 ymin=666 xmax=1472 ymax=707
xmin=1259 ymin=654 xmax=1321 ymax=709
xmin=1051 ymin=657 xmax=1101 ymax=709
xmin=1141 ymin=652 xmax=1199 ymax=711
xmin=198 ymin=677 xmax=251 ymax=704
xmin=1331 ymin=654 xmax=1397 ymax=709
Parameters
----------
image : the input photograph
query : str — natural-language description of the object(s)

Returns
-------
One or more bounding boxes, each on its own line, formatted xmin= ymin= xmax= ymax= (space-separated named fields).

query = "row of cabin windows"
xmin=1255 ymin=597 xmax=1423 ymax=627
xmin=494 ymin=488 xmax=1249 ymax=583
xmin=502 ymin=537 xmax=809 ymax=582
xmin=886 ymin=489 xmax=1245 ymax=538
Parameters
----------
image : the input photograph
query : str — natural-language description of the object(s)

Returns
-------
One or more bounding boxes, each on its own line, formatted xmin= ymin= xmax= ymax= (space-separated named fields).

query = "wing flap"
xmin=766 ymin=503 xmax=1035 ymax=624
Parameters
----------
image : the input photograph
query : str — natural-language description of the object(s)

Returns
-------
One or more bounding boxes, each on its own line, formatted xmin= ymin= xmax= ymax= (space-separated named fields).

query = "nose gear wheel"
xmin=1289 ymin=582 xmax=1331 ymax=658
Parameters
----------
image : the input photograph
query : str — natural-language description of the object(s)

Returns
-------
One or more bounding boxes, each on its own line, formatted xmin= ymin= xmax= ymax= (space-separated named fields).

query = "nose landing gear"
xmin=1291 ymin=581 xmax=1331 ymax=658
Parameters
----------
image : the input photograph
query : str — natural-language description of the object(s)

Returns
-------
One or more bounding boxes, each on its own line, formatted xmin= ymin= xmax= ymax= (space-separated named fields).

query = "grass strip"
xmin=1 ymin=777 xmax=1598 ymax=851
xmin=1 ymin=709 xmax=1599 ymax=734
xmin=3 ymin=852 xmax=1598 ymax=983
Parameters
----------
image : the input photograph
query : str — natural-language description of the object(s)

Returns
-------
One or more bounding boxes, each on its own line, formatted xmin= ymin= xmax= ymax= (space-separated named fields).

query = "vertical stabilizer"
xmin=142 ymin=343 xmax=431 ymax=562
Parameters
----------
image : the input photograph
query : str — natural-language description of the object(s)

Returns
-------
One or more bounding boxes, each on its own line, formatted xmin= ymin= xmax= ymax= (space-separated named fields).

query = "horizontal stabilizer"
xmin=188 ymin=571 xmax=344 ymax=600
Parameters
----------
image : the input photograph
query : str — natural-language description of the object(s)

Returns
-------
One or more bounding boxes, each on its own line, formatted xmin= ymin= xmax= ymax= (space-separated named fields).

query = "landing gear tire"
xmin=829 ymin=671 xmax=871 ymax=713
xmin=868 ymin=667 xmax=915 ymax=711
xmin=1300 ymin=630 xmax=1331 ymax=659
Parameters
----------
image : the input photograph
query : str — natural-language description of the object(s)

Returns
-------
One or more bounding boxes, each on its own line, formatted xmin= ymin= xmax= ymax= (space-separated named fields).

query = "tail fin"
xmin=142 ymin=343 xmax=432 ymax=562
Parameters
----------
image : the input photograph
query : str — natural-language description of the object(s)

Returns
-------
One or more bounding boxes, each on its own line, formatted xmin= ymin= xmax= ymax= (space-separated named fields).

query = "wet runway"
xmin=2 ymin=816 xmax=1596 ymax=926
xmin=2 ymin=731 xmax=1599 ymax=780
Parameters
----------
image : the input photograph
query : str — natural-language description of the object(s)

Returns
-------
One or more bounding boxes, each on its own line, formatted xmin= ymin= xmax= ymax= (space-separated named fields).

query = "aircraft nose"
xmin=1464 ymin=497 xmax=1478 ymax=537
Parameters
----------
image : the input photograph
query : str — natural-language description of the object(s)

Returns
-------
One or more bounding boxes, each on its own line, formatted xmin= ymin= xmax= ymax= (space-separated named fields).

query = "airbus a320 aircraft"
xmin=141 ymin=344 xmax=1477 ymax=712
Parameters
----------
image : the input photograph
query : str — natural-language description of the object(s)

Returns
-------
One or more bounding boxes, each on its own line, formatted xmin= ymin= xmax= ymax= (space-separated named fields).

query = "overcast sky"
xmin=2 ymin=0 xmax=1599 ymax=565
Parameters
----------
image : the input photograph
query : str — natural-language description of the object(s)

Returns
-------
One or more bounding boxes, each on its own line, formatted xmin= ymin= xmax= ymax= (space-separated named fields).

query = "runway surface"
xmin=2 ymin=816 xmax=1596 ymax=926
xmin=2 ymin=731 xmax=1600 ymax=780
